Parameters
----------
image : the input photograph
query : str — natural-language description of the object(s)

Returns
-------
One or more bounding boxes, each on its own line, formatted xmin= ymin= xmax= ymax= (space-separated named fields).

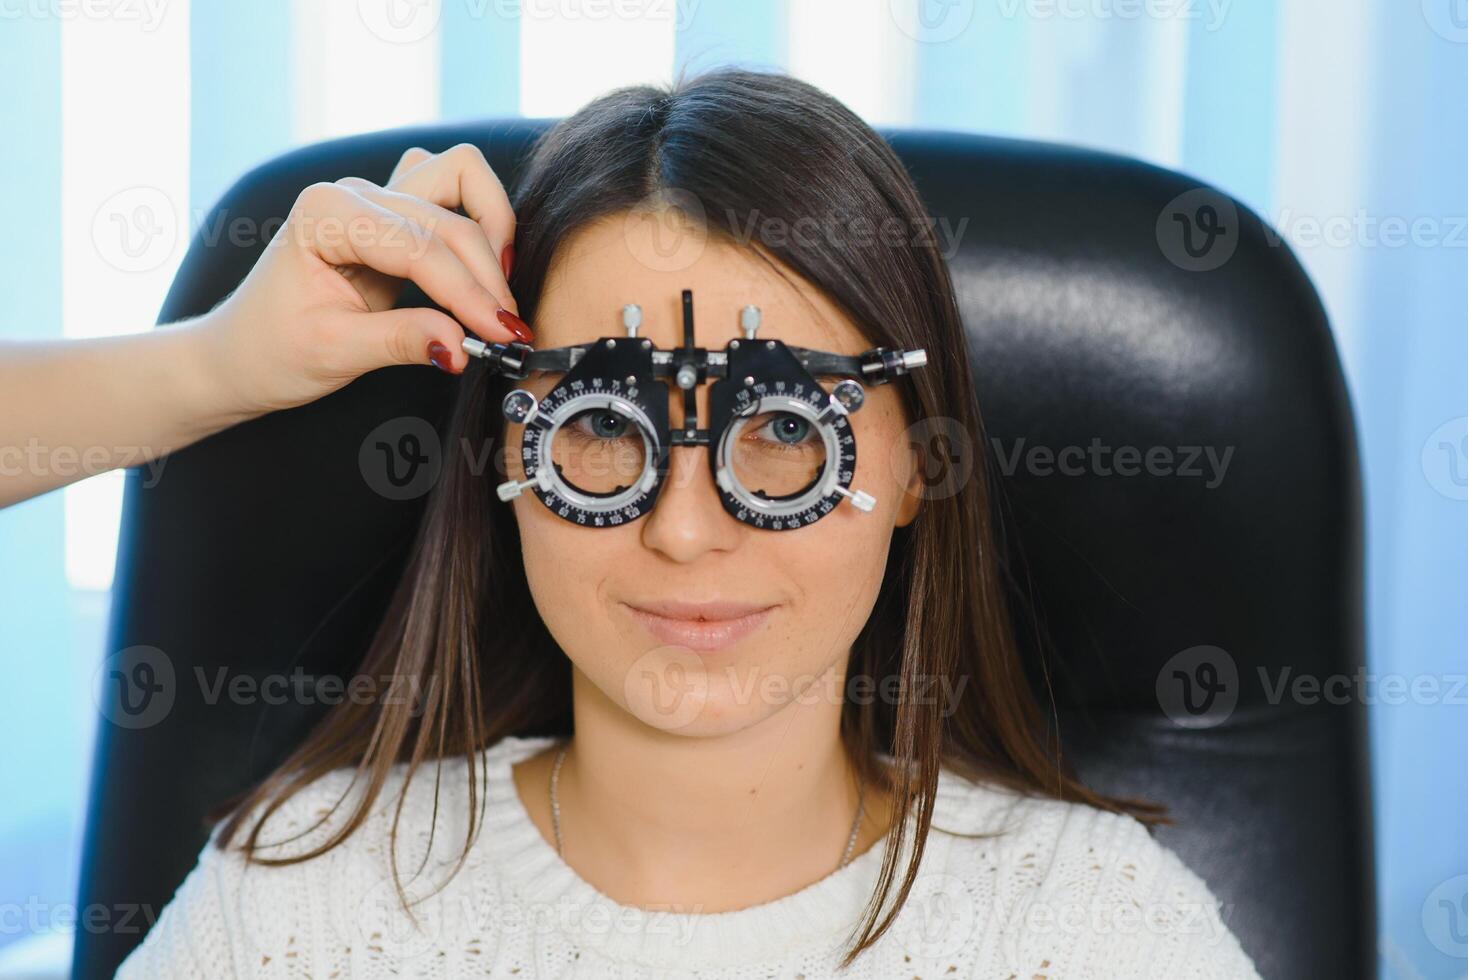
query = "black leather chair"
xmin=74 ymin=119 xmax=1374 ymax=978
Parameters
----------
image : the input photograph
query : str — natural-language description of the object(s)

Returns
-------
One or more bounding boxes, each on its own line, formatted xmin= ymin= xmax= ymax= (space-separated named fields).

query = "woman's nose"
xmin=640 ymin=442 xmax=743 ymax=560
xmin=640 ymin=391 xmax=742 ymax=560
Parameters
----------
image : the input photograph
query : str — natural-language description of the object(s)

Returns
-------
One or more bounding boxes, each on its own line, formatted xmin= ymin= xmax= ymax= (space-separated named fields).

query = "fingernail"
xmin=500 ymin=242 xmax=515 ymax=280
xmin=427 ymin=341 xmax=458 ymax=374
xmin=497 ymin=308 xmax=534 ymax=344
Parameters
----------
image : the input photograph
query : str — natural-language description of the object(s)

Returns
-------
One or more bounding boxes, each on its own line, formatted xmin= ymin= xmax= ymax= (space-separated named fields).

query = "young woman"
xmin=117 ymin=70 xmax=1261 ymax=978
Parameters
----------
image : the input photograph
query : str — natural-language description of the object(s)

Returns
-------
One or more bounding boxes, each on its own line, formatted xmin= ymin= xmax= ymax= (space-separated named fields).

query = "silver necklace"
xmin=550 ymin=742 xmax=867 ymax=869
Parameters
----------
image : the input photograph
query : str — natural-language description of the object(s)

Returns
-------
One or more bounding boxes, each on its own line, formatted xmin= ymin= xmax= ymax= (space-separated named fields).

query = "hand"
xmin=197 ymin=143 xmax=531 ymax=418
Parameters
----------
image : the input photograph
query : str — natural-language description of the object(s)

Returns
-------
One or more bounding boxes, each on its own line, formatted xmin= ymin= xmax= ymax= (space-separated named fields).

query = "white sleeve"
xmin=1082 ymin=816 xmax=1263 ymax=979
xmin=979 ymin=798 xmax=1265 ymax=979
xmin=114 ymin=826 xmax=240 ymax=980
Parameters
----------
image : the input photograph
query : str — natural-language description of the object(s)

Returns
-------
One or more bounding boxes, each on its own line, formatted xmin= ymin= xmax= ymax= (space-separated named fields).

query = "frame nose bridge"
xmin=663 ymin=286 xmax=718 ymax=449
xmin=666 ymin=378 xmax=716 ymax=448
xmin=656 ymin=426 xmax=723 ymax=508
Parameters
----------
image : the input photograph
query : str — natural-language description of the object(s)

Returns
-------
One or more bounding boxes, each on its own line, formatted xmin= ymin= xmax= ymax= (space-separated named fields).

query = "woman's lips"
xmin=622 ymin=602 xmax=775 ymax=652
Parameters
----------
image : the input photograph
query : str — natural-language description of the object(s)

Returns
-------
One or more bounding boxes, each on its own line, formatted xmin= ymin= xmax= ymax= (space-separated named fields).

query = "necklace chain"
xmin=549 ymin=741 xmax=867 ymax=871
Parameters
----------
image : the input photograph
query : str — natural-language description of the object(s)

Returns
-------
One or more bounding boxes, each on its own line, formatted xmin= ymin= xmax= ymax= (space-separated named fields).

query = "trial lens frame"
xmin=461 ymin=289 xmax=927 ymax=531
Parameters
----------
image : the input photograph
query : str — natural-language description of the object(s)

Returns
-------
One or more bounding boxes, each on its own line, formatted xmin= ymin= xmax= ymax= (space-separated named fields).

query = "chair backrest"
xmin=75 ymin=119 xmax=1373 ymax=978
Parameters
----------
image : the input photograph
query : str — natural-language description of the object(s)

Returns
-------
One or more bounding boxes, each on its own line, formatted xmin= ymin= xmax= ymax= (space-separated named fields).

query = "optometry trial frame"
xmin=461 ymin=289 xmax=927 ymax=531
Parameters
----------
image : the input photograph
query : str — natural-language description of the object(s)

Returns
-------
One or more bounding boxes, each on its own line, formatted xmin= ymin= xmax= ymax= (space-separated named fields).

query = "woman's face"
xmin=506 ymin=211 xmax=923 ymax=738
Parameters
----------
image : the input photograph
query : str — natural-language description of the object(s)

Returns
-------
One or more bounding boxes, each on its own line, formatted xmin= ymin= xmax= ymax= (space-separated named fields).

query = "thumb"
xmin=336 ymin=305 xmax=470 ymax=376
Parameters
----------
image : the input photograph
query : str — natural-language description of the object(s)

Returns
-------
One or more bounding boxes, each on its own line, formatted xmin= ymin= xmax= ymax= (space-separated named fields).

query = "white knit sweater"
xmin=117 ymin=734 xmax=1262 ymax=978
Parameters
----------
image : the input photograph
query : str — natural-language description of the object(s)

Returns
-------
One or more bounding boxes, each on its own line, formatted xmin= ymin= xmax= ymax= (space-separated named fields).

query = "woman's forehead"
xmin=532 ymin=215 xmax=867 ymax=355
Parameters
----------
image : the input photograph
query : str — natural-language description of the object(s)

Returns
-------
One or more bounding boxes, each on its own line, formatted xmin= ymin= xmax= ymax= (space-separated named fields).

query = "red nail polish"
xmin=427 ymin=341 xmax=458 ymax=374
xmin=500 ymin=242 xmax=515 ymax=280
xmin=496 ymin=308 xmax=534 ymax=344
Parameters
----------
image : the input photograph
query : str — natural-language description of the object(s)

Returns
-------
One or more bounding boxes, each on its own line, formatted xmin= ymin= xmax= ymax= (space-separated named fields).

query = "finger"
xmin=330 ymin=305 xmax=469 ymax=376
xmin=389 ymin=146 xmax=433 ymax=185
xmin=291 ymin=181 xmax=520 ymax=344
xmin=386 ymin=143 xmax=517 ymax=299
xmin=337 ymin=176 xmax=511 ymax=317
xmin=326 ymin=236 xmax=399 ymax=312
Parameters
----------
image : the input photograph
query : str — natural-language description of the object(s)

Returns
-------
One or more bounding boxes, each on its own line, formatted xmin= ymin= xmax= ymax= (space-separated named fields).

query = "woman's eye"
xmin=747 ymin=413 xmax=816 ymax=450
xmin=571 ymin=410 xmax=631 ymax=441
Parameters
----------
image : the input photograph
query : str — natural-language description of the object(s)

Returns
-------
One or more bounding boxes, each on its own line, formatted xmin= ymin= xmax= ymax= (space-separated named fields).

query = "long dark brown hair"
xmin=216 ymin=67 xmax=1161 ymax=970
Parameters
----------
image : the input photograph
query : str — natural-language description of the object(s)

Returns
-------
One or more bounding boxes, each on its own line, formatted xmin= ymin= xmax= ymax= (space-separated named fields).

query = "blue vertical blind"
xmin=0 ymin=3 xmax=1463 ymax=977
xmin=0 ymin=12 xmax=70 ymax=974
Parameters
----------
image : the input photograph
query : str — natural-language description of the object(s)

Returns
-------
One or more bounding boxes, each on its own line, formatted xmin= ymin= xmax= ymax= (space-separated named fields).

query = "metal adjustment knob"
xmin=462 ymin=337 xmax=532 ymax=378
xmin=623 ymin=304 xmax=642 ymax=337
xmin=496 ymin=477 xmax=538 ymax=501
xmin=834 ymin=485 xmax=876 ymax=512
xmin=501 ymin=389 xmax=538 ymax=424
xmin=497 ymin=464 xmax=549 ymax=501
xmin=832 ymin=379 xmax=865 ymax=413
xmin=860 ymin=346 xmax=928 ymax=384
xmin=900 ymin=349 xmax=927 ymax=371
xmin=741 ymin=305 xmax=761 ymax=339
xmin=675 ymin=363 xmax=699 ymax=389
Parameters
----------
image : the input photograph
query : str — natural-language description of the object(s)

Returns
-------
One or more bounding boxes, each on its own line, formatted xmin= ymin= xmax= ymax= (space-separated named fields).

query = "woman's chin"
xmin=608 ymin=641 xmax=836 ymax=737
